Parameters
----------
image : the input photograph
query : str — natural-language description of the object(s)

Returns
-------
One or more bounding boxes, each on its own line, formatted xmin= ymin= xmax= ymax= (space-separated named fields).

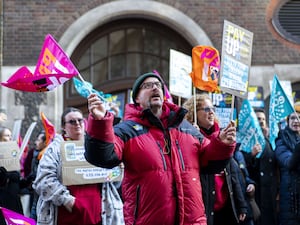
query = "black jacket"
xmin=201 ymin=158 xmax=248 ymax=225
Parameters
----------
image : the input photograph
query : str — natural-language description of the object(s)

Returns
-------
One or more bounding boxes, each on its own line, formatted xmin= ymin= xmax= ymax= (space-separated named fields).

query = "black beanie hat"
xmin=132 ymin=72 xmax=165 ymax=104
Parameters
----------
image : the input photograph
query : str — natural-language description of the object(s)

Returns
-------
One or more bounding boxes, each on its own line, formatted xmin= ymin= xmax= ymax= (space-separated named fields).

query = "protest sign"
xmin=61 ymin=140 xmax=123 ymax=186
xmin=248 ymin=86 xmax=264 ymax=108
xmin=0 ymin=141 xmax=20 ymax=171
xmin=169 ymin=49 xmax=192 ymax=98
xmin=219 ymin=20 xmax=253 ymax=98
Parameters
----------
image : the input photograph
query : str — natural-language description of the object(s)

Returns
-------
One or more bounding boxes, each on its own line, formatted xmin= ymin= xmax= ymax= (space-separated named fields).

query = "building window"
xmin=65 ymin=18 xmax=192 ymax=115
xmin=272 ymin=0 xmax=300 ymax=44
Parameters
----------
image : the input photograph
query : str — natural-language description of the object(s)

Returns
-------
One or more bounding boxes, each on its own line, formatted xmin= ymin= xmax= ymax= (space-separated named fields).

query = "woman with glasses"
xmin=275 ymin=110 xmax=300 ymax=225
xmin=183 ymin=94 xmax=249 ymax=225
xmin=33 ymin=107 xmax=124 ymax=225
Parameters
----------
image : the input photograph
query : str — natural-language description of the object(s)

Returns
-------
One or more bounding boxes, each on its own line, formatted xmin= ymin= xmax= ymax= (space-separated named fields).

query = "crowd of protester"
xmin=1 ymin=72 xmax=300 ymax=225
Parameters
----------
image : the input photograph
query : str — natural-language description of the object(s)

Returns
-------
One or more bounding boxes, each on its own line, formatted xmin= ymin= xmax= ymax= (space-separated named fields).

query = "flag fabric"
xmin=0 ymin=207 xmax=36 ymax=225
xmin=72 ymin=77 xmax=112 ymax=100
xmin=152 ymin=70 xmax=173 ymax=103
xmin=1 ymin=34 xmax=79 ymax=92
xmin=269 ymin=75 xmax=294 ymax=149
xmin=40 ymin=112 xmax=56 ymax=146
xmin=72 ymin=77 xmax=121 ymax=115
xmin=190 ymin=46 xmax=220 ymax=92
xmin=237 ymin=99 xmax=265 ymax=158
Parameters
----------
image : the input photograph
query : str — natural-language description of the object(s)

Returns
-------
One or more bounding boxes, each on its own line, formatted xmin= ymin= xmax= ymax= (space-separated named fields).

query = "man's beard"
xmin=147 ymin=99 xmax=162 ymax=111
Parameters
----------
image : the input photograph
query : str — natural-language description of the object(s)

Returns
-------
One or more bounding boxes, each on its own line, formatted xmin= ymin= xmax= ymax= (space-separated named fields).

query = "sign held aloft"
xmin=219 ymin=20 xmax=254 ymax=98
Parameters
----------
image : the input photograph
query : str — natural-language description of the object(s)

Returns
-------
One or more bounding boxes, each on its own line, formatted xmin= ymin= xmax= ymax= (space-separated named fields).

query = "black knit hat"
xmin=132 ymin=72 xmax=165 ymax=104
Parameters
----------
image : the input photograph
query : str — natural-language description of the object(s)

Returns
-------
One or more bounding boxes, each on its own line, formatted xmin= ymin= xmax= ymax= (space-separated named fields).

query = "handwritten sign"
xmin=220 ymin=20 xmax=253 ymax=98
xmin=61 ymin=141 xmax=123 ymax=186
xmin=169 ymin=49 xmax=192 ymax=98
xmin=0 ymin=142 xmax=20 ymax=171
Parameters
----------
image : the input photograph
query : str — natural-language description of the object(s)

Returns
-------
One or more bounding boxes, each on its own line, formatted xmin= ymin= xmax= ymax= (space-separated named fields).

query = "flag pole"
xmin=193 ymin=87 xmax=197 ymax=126
xmin=231 ymin=94 xmax=235 ymax=125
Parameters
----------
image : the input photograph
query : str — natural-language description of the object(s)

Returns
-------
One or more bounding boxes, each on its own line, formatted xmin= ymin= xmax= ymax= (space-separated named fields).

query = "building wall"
xmin=1 ymin=0 xmax=300 ymax=135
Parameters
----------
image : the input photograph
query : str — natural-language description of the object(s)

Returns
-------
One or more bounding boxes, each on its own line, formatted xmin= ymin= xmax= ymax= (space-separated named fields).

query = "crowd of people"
xmin=1 ymin=71 xmax=300 ymax=225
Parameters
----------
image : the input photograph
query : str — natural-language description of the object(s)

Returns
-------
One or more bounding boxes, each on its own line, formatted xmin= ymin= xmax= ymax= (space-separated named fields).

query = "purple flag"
xmin=0 ymin=207 xmax=36 ymax=225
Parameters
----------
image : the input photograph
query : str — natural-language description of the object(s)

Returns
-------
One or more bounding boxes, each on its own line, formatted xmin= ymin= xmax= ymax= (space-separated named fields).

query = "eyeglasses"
xmin=198 ymin=107 xmax=215 ymax=113
xmin=140 ymin=81 xmax=162 ymax=89
xmin=290 ymin=115 xmax=300 ymax=121
xmin=65 ymin=118 xmax=84 ymax=125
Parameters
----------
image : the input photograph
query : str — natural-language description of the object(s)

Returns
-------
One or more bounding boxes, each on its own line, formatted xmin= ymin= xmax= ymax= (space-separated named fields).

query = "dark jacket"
xmin=85 ymin=102 xmax=235 ymax=225
xmin=242 ymin=138 xmax=278 ymax=225
xmin=199 ymin=123 xmax=247 ymax=225
xmin=201 ymin=158 xmax=248 ymax=225
xmin=0 ymin=169 xmax=23 ymax=225
xmin=275 ymin=126 xmax=300 ymax=225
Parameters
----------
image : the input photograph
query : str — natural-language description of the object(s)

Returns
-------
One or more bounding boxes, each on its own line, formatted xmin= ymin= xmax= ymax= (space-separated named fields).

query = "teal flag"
xmin=72 ymin=77 xmax=111 ymax=100
xmin=269 ymin=75 xmax=294 ymax=149
xmin=237 ymin=99 xmax=265 ymax=158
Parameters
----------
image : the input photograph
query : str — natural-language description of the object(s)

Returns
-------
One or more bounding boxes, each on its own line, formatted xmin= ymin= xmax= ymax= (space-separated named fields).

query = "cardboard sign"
xmin=0 ymin=141 xmax=20 ymax=171
xmin=61 ymin=140 xmax=123 ymax=186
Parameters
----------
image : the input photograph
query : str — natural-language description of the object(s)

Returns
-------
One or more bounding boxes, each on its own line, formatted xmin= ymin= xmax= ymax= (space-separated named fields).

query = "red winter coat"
xmin=85 ymin=102 xmax=235 ymax=225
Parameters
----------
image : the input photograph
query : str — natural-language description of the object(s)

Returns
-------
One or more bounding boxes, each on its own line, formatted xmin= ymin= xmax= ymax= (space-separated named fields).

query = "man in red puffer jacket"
xmin=85 ymin=72 xmax=236 ymax=225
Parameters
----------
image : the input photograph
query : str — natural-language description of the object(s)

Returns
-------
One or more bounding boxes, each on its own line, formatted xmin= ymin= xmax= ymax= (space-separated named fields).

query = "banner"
xmin=219 ymin=20 xmax=253 ymax=98
xmin=190 ymin=46 xmax=220 ymax=92
xmin=237 ymin=99 xmax=265 ymax=158
xmin=269 ymin=75 xmax=294 ymax=149
xmin=1 ymin=34 xmax=78 ymax=92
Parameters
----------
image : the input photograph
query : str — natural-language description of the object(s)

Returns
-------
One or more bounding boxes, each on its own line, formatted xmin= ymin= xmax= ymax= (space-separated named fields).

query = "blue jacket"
xmin=275 ymin=127 xmax=300 ymax=225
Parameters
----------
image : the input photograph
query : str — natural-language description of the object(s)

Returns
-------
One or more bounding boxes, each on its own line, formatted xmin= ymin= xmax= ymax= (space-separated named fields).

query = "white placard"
xmin=169 ymin=49 xmax=192 ymax=98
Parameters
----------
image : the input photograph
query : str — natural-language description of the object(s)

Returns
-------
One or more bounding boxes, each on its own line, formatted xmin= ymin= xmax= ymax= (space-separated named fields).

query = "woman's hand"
xmin=219 ymin=121 xmax=236 ymax=145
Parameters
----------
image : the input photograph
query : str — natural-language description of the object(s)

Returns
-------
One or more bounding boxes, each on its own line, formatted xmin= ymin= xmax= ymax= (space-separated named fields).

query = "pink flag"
xmin=1 ymin=34 xmax=79 ymax=92
xmin=1 ymin=207 xmax=36 ymax=225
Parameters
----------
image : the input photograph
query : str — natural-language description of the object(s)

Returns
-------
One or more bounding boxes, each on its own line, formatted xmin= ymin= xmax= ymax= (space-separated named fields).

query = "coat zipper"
xmin=157 ymin=141 xmax=167 ymax=170
xmin=133 ymin=184 xmax=140 ymax=225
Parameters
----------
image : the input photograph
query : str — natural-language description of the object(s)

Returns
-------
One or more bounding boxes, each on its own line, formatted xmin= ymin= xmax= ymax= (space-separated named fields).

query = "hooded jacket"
xmin=33 ymin=134 xmax=124 ymax=225
xmin=85 ymin=101 xmax=235 ymax=225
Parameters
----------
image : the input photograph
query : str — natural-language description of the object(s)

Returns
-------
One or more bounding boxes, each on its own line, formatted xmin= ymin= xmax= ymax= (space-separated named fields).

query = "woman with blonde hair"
xmin=183 ymin=94 xmax=250 ymax=225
